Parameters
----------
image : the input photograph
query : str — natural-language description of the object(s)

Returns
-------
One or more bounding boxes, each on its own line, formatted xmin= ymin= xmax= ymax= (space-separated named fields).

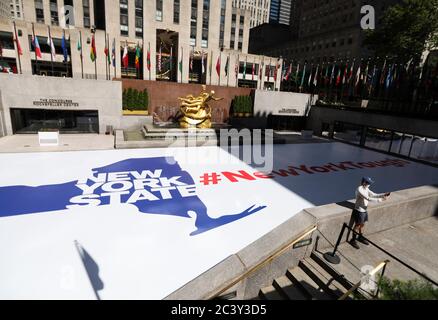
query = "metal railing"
xmin=210 ymin=225 xmax=318 ymax=300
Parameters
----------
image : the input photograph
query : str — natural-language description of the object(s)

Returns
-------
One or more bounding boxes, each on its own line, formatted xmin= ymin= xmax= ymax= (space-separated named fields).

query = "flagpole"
xmin=12 ymin=21 xmax=22 ymax=74
xmin=31 ymin=22 xmax=38 ymax=75
xmin=79 ymin=30 xmax=84 ymax=79
xmin=180 ymin=46 xmax=183 ymax=83
xmin=236 ymin=54 xmax=239 ymax=87
xmin=105 ymin=33 xmax=108 ymax=80
xmin=65 ymin=30 xmax=70 ymax=77
xmin=47 ymin=26 xmax=54 ymax=76
xmin=209 ymin=50 xmax=213 ymax=85
xmin=218 ymin=51 xmax=221 ymax=86
xmin=148 ymin=41 xmax=151 ymax=80
xmin=170 ymin=45 xmax=173 ymax=82
xmin=141 ymin=37 xmax=144 ymax=80
xmin=108 ymin=34 xmax=111 ymax=80
xmin=227 ymin=53 xmax=230 ymax=87
xmin=113 ymin=38 xmax=116 ymax=79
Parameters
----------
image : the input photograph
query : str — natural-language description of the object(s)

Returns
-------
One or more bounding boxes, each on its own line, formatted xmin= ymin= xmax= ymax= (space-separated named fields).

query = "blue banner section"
xmin=0 ymin=157 xmax=265 ymax=235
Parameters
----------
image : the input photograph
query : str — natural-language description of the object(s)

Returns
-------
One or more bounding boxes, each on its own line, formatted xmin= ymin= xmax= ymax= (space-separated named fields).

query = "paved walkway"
xmin=321 ymin=216 xmax=438 ymax=288
xmin=0 ymin=134 xmax=115 ymax=153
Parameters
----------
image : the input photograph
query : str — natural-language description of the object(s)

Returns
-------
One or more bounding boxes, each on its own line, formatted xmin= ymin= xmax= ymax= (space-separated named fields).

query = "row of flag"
xmin=278 ymin=59 xmax=421 ymax=93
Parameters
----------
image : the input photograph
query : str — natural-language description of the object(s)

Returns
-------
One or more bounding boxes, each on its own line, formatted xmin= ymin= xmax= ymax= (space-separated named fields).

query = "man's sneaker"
xmin=357 ymin=235 xmax=369 ymax=245
xmin=349 ymin=240 xmax=360 ymax=249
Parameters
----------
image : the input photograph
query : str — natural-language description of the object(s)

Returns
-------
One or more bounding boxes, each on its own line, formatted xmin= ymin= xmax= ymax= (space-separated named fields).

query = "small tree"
xmin=126 ymin=88 xmax=134 ymax=110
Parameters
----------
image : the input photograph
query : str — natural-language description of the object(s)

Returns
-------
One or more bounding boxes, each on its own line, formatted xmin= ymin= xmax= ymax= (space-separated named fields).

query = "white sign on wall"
xmin=253 ymin=90 xmax=318 ymax=117
xmin=0 ymin=143 xmax=437 ymax=299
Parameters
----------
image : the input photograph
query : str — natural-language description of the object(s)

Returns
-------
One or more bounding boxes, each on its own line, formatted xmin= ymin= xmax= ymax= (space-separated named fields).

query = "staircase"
xmin=259 ymin=251 xmax=362 ymax=300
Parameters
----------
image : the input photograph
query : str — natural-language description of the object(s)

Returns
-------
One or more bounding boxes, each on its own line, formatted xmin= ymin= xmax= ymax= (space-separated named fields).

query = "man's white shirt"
xmin=354 ymin=185 xmax=386 ymax=212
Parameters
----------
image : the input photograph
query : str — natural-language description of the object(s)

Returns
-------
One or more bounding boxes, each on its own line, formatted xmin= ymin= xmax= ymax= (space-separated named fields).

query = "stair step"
xmin=272 ymin=276 xmax=309 ymax=300
xmin=259 ymin=285 xmax=285 ymax=300
xmin=310 ymin=251 xmax=355 ymax=291
xmin=299 ymin=259 xmax=349 ymax=299
xmin=286 ymin=267 xmax=333 ymax=300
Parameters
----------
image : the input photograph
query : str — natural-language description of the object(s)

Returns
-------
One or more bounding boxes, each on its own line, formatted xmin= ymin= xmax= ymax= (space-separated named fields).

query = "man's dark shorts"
xmin=352 ymin=209 xmax=368 ymax=225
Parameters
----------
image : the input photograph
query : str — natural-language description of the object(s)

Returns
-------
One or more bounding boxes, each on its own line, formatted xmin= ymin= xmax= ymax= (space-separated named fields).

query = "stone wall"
xmin=118 ymin=79 xmax=253 ymax=123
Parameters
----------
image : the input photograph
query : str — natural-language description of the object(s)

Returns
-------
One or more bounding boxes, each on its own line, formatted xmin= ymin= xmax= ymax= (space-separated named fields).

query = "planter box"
xmin=122 ymin=110 xmax=149 ymax=116
xmin=38 ymin=130 xmax=59 ymax=146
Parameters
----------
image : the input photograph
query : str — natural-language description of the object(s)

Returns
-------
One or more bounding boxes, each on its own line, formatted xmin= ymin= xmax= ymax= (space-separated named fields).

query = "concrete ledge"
xmin=165 ymin=185 xmax=438 ymax=300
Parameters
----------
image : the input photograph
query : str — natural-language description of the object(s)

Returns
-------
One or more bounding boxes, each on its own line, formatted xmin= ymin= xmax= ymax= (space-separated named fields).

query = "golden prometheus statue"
xmin=178 ymin=85 xmax=223 ymax=129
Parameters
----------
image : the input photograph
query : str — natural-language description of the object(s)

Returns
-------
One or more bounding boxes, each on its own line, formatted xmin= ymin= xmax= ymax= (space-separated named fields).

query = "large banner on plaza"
xmin=0 ymin=143 xmax=437 ymax=299
xmin=253 ymin=90 xmax=318 ymax=117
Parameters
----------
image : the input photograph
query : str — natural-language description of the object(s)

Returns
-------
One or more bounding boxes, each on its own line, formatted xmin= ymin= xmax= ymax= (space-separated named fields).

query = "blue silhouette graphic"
xmin=0 ymin=157 xmax=266 ymax=235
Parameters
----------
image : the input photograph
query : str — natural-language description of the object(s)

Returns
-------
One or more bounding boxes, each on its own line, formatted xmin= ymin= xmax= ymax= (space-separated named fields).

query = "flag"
xmin=259 ymin=60 xmax=263 ymax=81
xmin=61 ymin=33 xmax=68 ymax=62
xmin=178 ymin=56 xmax=182 ymax=74
xmin=122 ymin=44 xmax=128 ymax=68
xmin=14 ymin=29 xmax=22 ymax=55
xmin=295 ymin=63 xmax=300 ymax=82
xmin=330 ymin=63 xmax=336 ymax=85
xmin=243 ymin=58 xmax=247 ymax=79
xmin=281 ymin=61 xmax=287 ymax=80
xmin=300 ymin=64 xmax=307 ymax=87
xmin=308 ymin=65 xmax=313 ymax=86
xmin=380 ymin=60 xmax=387 ymax=85
xmin=158 ymin=45 xmax=162 ymax=72
xmin=104 ymin=38 xmax=109 ymax=63
xmin=112 ymin=38 xmax=116 ymax=67
xmin=135 ymin=44 xmax=141 ymax=69
xmin=342 ymin=64 xmax=348 ymax=84
xmin=235 ymin=56 xmax=239 ymax=77
xmin=274 ymin=60 xmax=280 ymax=82
xmin=209 ymin=51 xmax=213 ymax=76
xmin=355 ymin=65 xmax=361 ymax=87
xmin=285 ymin=63 xmax=292 ymax=81
xmin=90 ymin=34 xmax=96 ymax=62
xmin=336 ymin=66 xmax=342 ymax=86
xmin=146 ymin=44 xmax=150 ymax=71
xmin=32 ymin=35 xmax=42 ymax=58
xmin=47 ymin=32 xmax=56 ymax=61
xmin=216 ymin=55 xmax=221 ymax=76
xmin=77 ymin=37 xmax=81 ymax=52
xmin=201 ymin=52 xmax=205 ymax=74
xmin=224 ymin=55 xmax=229 ymax=76
xmin=313 ymin=65 xmax=319 ymax=86
xmin=251 ymin=61 xmax=255 ymax=80
xmin=385 ymin=64 xmax=393 ymax=88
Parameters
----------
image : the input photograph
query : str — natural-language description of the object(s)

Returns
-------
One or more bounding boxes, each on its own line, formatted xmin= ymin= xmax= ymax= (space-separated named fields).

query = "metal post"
xmin=323 ymin=223 xmax=347 ymax=264
xmin=374 ymin=262 xmax=388 ymax=299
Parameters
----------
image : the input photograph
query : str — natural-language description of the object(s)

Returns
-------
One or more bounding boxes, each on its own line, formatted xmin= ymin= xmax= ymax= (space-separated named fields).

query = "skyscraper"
xmin=269 ymin=0 xmax=292 ymax=25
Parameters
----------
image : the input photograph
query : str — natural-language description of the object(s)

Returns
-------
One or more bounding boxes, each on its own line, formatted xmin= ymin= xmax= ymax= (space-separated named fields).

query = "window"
xmin=34 ymin=0 xmax=44 ymax=23
xmin=50 ymin=0 xmax=59 ymax=26
xmin=219 ymin=0 xmax=226 ymax=48
xmin=201 ymin=0 xmax=210 ymax=48
xmin=83 ymin=0 xmax=90 ymax=27
xmin=190 ymin=0 xmax=197 ymax=46
xmin=135 ymin=0 xmax=143 ymax=37
xmin=63 ymin=0 xmax=75 ymax=26
xmin=156 ymin=0 xmax=163 ymax=21
xmin=174 ymin=0 xmax=180 ymax=24
xmin=120 ymin=0 xmax=128 ymax=36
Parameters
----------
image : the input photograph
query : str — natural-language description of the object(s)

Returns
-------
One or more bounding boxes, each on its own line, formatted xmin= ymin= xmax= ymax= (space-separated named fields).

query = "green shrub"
xmin=122 ymin=88 xmax=149 ymax=111
xmin=378 ymin=276 xmax=438 ymax=300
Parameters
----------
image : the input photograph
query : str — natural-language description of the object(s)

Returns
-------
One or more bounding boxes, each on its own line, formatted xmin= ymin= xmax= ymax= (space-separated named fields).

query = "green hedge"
xmin=122 ymin=88 xmax=149 ymax=111
xmin=378 ymin=276 xmax=438 ymax=300
xmin=232 ymin=95 xmax=253 ymax=115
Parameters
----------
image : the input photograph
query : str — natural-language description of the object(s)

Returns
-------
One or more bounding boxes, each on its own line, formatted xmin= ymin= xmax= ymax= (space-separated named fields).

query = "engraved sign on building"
xmin=33 ymin=99 xmax=80 ymax=107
